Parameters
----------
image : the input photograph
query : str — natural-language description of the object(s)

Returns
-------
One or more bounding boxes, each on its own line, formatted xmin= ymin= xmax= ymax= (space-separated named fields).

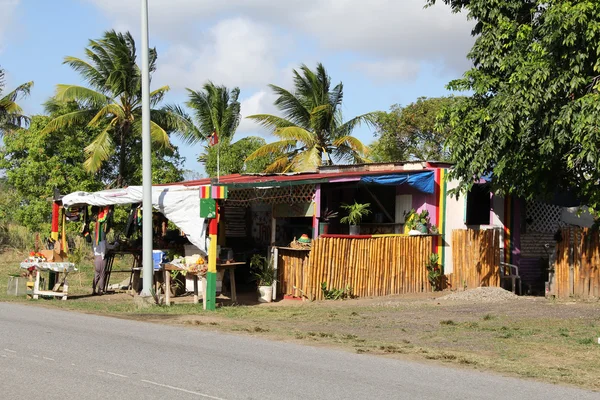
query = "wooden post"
xmin=206 ymin=205 xmax=218 ymax=311
xmin=193 ymin=275 xmax=199 ymax=305
xmin=272 ymin=247 xmax=278 ymax=301
xmin=164 ymin=268 xmax=171 ymax=306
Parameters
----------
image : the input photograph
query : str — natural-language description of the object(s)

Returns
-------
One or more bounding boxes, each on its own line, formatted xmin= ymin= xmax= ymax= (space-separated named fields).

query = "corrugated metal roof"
xmin=163 ymin=168 xmax=435 ymax=189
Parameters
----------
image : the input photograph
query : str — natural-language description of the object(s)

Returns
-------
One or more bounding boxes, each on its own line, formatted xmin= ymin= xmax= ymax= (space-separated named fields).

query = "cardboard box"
xmin=39 ymin=249 xmax=67 ymax=262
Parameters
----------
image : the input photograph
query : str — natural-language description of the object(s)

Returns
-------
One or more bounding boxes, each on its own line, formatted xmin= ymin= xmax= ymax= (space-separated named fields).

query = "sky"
xmin=0 ymin=0 xmax=475 ymax=177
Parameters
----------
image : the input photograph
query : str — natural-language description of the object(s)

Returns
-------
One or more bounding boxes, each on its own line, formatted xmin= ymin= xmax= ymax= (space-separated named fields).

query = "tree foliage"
xmin=0 ymin=115 xmax=104 ymax=231
xmin=0 ymin=66 xmax=33 ymax=136
xmin=203 ymin=136 xmax=279 ymax=177
xmin=41 ymin=31 xmax=193 ymax=187
xmin=428 ymin=0 xmax=600 ymax=209
xmin=0 ymin=108 xmax=184 ymax=231
xmin=247 ymin=63 xmax=375 ymax=172
xmin=171 ymin=82 xmax=241 ymax=145
xmin=370 ymin=97 xmax=459 ymax=162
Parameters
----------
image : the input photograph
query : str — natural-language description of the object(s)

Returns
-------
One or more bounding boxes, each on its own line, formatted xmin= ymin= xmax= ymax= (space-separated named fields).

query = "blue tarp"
xmin=360 ymin=171 xmax=435 ymax=193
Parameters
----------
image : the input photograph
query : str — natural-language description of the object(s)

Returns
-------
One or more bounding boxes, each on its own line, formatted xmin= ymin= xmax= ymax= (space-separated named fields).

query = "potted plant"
xmin=340 ymin=202 xmax=371 ymax=235
xmin=250 ymin=254 xmax=276 ymax=303
xmin=404 ymin=209 xmax=432 ymax=235
xmin=319 ymin=208 xmax=339 ymax=235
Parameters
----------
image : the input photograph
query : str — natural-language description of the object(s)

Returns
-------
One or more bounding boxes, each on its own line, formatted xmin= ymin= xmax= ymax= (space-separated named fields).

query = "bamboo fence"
xmin=448 ymin=229 xmax=500 ymax=290
xmin=277 ymin=236 xmax=433 ymax=300
xmin=276 ymin=248 xmax=311 ymax=298
xmin=555 ymin=228 xmax=600 ymax=298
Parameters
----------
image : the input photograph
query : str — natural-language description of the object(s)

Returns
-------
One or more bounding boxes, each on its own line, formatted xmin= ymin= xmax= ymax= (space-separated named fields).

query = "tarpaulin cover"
xmin=62 ymin=186 xmax=207 ymax=253
xmin=360 ymin=171 xmax=435 ymax=193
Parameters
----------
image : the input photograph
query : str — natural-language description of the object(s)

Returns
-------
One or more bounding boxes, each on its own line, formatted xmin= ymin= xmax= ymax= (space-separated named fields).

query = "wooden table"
xmin=20 ymin=262 xmax=76 ymax=300
xmin=217 ymin=262 xmax=246 ymax=304
xmin=160 ymin=262 xmax=246 ymax=307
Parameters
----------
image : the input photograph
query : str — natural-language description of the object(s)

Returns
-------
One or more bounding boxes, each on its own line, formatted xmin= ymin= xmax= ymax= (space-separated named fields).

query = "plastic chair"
xmin=499 ymin=262 xmax=522 ymax=295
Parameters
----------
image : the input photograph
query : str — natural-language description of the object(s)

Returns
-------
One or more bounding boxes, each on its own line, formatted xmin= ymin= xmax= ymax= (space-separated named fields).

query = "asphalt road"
xmin=0 ymin=303 xmax=598 ymax=400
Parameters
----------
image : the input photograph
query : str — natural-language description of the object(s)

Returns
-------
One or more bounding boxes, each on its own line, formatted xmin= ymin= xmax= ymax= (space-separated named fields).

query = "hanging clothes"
xmin=81 ymin=206 xmax=92 ymax=243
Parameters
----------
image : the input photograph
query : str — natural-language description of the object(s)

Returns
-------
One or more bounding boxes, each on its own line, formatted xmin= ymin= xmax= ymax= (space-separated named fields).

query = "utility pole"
xmin=140 ymin=0 xmax=153 ymax=297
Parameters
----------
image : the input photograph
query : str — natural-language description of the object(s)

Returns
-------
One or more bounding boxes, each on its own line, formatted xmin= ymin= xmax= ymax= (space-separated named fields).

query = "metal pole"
xmin=140 ymin=0 xmax=153 ymax=297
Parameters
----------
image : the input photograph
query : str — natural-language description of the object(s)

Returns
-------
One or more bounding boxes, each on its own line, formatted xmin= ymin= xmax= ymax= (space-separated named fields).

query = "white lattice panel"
xmin=226 ymin=185 xmax=316 ymax=207
xmin=526 ymin=201 xmax=564 ymax=233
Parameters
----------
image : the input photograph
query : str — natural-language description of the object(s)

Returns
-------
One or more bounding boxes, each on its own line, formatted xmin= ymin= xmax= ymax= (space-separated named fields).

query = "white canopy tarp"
xmin=62 ymin=185 xmax=207 ymax=253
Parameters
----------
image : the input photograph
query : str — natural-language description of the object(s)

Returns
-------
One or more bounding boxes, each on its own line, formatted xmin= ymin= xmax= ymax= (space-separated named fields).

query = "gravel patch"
xmin=439 ymin=287 xmax=518 ymax=303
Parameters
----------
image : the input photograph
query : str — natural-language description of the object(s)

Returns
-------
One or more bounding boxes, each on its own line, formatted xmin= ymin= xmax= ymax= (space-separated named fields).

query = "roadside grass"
xmin=2 ymin=250 xmax=600 ymax=390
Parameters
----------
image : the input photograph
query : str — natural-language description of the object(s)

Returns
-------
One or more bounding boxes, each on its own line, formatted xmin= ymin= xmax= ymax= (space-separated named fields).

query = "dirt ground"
xmin=2 ymin=250 xmax=600 ymax=390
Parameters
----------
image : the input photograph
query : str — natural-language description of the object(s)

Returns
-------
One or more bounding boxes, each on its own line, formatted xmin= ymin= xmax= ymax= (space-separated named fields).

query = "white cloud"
xmin=237 ymin=90 xmax=279 ymax=136
xmin=86 ymin=0 xmax=474 ymax=77
xmin=354 ymin=59 xmax=421 ymax=82
xmin=0 ymin=0 xmax=20 ymax=53
xmin=153 ymin=18 xmax=283 ymax=90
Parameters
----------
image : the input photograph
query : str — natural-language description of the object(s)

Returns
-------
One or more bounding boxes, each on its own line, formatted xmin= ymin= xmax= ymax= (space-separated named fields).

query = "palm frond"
xmin=333 ymin=144 xmax=372 ymax=164
xmin=159 ymin=105 xmax=204 ymax=144
xmin=332 ymin=135 xmax=370 ymax=155
xmin=63 ymin=56 xmax=106 ymax=91
xmin=88 ymin=103 xmax=125 ymax=126
xmin=335 ymin=112 xmax=378 ymax=138
xmin=290 ymin=145 xmax=321 ymax=172
xmin=149 ymin=120 xmax=171 ymax=148
xmin=83 ymin=122 xmax=115 ymax=172
xmin=245 ymin=140 xmax=297 ymax=162
xmin=0 ymin=81 xmax=33 ymax=103
xmin=41 ymin=109 xmax=97 ymax=134
xmin=246 ymin=114 xmax=296 ymax=131
xmin=272 ymin=126 xmax=316 ymax=147
xmin=150 ymin=85 xmax=170 ymax=107
xmin=264 ymin=155 xmax=293 ymax=173
xmin=54 ymin=84 xmax=109 ymax=108
xmin=268 ymin=84 xmax=311 ymax=127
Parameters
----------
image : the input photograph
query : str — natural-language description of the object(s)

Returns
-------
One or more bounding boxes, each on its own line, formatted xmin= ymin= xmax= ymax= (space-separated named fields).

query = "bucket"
xmin=153 ymin=250 xmax=166 ymax=270
xmin=258 ymin=285 xmax=273 ymax=303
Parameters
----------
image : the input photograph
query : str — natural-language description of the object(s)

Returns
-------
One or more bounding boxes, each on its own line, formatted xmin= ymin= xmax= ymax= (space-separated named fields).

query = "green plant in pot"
xmin=340 ymin=202 xmax=371 ymax=235
xmin=319 ymin=208 xmax=339 ymax=235
xmin=404 ymin=209 xmax=431 ymax=235
xmin=250 ymin=254 xmax=276 ymax=303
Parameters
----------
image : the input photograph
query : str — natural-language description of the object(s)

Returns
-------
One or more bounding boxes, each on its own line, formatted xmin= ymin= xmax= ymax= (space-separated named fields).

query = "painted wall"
xmin=442 ymin=177 xmax=506 ymax=274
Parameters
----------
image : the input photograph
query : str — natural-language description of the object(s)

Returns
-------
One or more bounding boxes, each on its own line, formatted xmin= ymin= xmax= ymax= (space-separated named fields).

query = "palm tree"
xmin=0 ymin=67 xmax=33 ymax=136
xmin=175 ymin=82 xmax=240 ymax=144
xmin=246 ymin=63 xmax=375 ymax=172
xmin=42 ymin=31 xmax=194 ymax=187
xmin=167 ymin=82 xmax=241 ymax=165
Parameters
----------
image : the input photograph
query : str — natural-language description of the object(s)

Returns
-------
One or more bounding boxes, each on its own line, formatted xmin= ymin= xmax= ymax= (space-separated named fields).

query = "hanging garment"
xmin=65 ymin=206 xmax=82 ymax=222
xmin=80 ymin=207 xmax=92 ymax=243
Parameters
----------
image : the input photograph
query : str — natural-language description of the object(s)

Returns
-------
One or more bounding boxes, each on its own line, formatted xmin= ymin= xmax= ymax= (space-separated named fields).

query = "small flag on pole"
xmin=208 ymin=131 xmax=218 ymax=146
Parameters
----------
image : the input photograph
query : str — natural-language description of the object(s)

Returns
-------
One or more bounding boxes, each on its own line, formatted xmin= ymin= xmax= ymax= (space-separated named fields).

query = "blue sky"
xmin=1 ymin=0 xmax=474 ymax=177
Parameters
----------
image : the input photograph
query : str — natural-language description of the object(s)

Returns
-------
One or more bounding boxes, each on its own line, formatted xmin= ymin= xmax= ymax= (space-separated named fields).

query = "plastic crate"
xmin=7 ymin=276 xmax=27 ymax=297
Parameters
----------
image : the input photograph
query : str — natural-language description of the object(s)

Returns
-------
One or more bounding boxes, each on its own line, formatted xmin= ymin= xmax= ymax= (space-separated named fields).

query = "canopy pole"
xmin=140 ymin=0 xmax=154 ymax=297
xmin=206 ymin=203 xmax=218 ymax=310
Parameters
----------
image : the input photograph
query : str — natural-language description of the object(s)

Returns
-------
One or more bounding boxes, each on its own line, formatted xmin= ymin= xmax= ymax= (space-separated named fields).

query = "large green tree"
xmin=0 ymin=66 xmax=33 ymax=136
xmin=0 ymin=114 xmax=104 ymax=231
xmin=246 ymin=63 xmax=375 ymax=172
xmin=41 ymin=31 xmax=192 ymax=187
xmin=428 ymin=0 xmax=600 ymax=209
xmin=371 ymin=97 xmax=459 ymax=162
